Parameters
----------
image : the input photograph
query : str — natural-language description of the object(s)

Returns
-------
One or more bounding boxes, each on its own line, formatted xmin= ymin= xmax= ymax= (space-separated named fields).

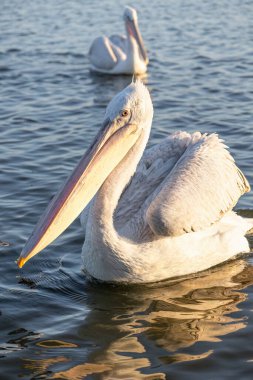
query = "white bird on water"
xmin=18 ymin=81 xmax=252 ymax=283
xmin=89 ymin=6 xmax=148 ymax=75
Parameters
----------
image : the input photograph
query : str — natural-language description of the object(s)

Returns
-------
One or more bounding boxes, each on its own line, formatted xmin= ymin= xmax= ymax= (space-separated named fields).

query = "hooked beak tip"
xmin=17 ymin=257 xmax=26 ymax=268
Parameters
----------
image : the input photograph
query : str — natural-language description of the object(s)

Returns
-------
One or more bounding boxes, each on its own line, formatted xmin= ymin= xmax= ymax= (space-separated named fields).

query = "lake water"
xmin=1 ymin=0 xmax=253 ymax=378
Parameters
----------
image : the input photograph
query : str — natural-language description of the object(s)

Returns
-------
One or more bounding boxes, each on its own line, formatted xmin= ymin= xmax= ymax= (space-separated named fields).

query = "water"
xmin=1 ymin=0 xmax=253 ymax=378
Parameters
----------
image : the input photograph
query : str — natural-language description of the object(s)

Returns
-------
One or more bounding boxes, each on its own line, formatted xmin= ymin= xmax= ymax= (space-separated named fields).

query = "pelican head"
xmin=123 ymin=6 xmax=148 ymax=65
xmin=123 ymin=6 xmax=138 ymax=22
xmin=18 ymin=80 xmax=153 ymax=268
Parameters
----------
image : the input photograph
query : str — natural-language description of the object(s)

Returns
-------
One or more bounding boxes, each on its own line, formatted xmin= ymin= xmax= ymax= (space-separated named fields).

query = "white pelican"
xmin=18 ymin=81 xmax=252 ymax=283
xmin=89 ymin=6 xmax=148 ymax=75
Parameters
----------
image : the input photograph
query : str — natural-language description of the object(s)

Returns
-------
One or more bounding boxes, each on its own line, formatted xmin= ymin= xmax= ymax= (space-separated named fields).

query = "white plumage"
xmin=18 ymin=81 xmax=252 ymax=284
xmin=89 ymin=7 xmax=148 ymax=75
xmin=82 ymin=132 xmax=251 ymax=283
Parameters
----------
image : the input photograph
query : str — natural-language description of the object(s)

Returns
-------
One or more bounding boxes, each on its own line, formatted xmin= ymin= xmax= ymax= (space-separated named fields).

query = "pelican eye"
xmin=120 ymin=110 xmax=129 ymax=117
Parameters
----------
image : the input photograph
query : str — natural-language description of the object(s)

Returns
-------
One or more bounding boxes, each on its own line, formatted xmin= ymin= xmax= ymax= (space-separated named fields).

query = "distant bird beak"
xmin=126 ymin=18 xmax=148 ymax=64
xmin=18 ymin=119 xmax=141 ymax=268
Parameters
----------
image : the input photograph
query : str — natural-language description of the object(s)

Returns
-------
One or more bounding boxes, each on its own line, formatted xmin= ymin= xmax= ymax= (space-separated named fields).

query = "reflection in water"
xmin=2 ymin=0 xmax=253 ymax=377
xmin=20 ymin=258 xmax=253 ymax=379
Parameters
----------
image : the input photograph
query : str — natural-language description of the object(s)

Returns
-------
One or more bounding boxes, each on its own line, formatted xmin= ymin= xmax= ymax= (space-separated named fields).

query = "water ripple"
xmin=1 ymin=0 xmax=253 ymax=378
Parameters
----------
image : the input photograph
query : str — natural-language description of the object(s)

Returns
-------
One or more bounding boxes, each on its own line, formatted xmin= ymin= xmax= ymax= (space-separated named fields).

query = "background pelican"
xmin=18 ymin=81 xmax=252 ymax=283
xmin=89 ymin=6 xmax=148 ymax=75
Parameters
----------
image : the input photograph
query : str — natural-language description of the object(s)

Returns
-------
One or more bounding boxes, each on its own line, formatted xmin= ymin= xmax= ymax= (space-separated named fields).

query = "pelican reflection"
xmin=20 ymin=258 xmax=253 ymax=379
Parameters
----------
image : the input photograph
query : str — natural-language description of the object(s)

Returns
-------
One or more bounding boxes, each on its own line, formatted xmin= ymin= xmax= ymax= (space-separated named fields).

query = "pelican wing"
xmin=146 ymin=132 xmax=250 ymax=236
xmin=115 ymin=131 xmax=193 ymax=228
xmin=109 ymin=34 xmax=127 ymax=52
xmin=89 ymin=36 xmax=117 ymax=70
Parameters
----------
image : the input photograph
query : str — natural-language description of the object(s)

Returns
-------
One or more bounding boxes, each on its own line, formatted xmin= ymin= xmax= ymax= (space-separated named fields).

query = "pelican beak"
xmin=18 ymin=119 xmax=141 ymax=268
xmin=126 ymin=18 xmax=148 ymax=64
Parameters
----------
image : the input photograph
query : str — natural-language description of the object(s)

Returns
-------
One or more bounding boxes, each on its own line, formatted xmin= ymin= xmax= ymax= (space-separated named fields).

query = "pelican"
xmin=18 ymin=81 xmax=253 ymax=283
xmin=89 ymin=6 xmax=148 ymax=75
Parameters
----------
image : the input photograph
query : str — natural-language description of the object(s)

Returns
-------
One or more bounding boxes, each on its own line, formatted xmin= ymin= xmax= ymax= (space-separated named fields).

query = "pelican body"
xmin=89 ymin=7 xmax=148 ymax=75
xmin=18 ymin=81 xmax=252 ymax=284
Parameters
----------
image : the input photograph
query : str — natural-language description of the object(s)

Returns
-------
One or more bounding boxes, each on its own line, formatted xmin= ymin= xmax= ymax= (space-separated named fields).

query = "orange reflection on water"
xmin=21 ymin=258 xmax=253 ymax=379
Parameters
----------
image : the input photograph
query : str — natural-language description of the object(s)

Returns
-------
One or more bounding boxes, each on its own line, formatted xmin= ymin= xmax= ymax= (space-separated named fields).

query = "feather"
xmin=146 ymin=133 xmax=250 ymax=236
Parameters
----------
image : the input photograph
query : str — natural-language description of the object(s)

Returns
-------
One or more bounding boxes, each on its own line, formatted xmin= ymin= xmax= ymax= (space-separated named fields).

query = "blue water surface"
xmin=1 ymin=0 xmax=253 ymax=379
